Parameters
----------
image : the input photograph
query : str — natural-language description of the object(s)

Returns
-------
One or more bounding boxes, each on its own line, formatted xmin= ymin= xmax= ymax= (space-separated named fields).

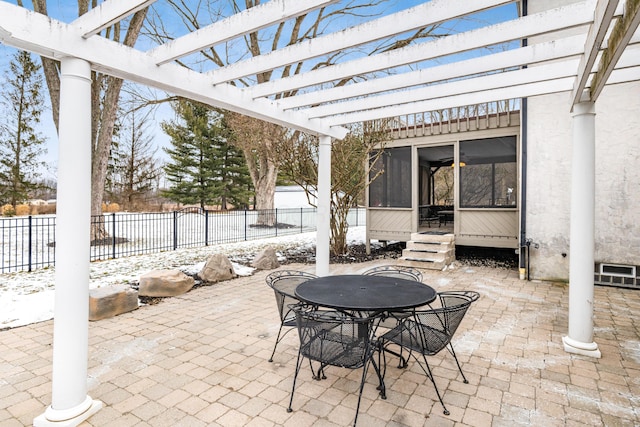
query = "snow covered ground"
xmin=0 ymin=226 xmax=375 ymax=329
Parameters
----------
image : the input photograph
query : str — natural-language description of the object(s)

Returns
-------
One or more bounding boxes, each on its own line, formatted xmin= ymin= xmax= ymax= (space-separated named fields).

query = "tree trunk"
xmin=91 ymin=75 xmax=124 ymax=241
xmin=254 ymin=163 xmax=277 ymax=226
xmin=25 ymin=1 xmax=147 ymax=243
xmin=330 ymin=200 xmax=351 ymax=256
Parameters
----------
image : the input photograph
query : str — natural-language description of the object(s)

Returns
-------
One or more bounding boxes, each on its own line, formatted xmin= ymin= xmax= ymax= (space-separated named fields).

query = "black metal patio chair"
xmin=362 ymin=264 xmax=423 ymax=282
xmin=362 ymin=264 xmax=425 ymax=331
xmin=265 ymin=270 xmax=317 ymax=362
xmin=287 ymin=304 xmax=385 ymax=427
xmin=378 ymin=290 xmax=480 ymax=415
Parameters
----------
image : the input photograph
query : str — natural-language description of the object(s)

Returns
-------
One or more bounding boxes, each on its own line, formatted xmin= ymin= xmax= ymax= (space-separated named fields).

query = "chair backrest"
xmin=362 ymin=264 xmax=423 ymax=282
xmin=407 ymin=291 xmax=479 ymax=355
xmin=437 ymin=290 xmax=480 ymax=309
xmin=290 ymin=304 xmax=375 ymax=369
xmin=266 ymin=270 xmax=318 ymax=322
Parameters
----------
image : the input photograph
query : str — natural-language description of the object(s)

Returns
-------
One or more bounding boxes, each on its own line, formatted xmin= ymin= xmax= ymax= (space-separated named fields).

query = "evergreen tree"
xmin=216 ymin=115 xmax=252 ymax=210
xmin=0 ymin=50 xmax=47 ymax=208
xmin=162 ymin=100 xmax=252 ymax=210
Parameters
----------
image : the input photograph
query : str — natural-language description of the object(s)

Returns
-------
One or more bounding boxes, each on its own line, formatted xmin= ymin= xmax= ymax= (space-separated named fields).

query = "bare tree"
xmin=225 ymin=112 xmax=286 ymax=224
xmin=20 ymin=0 xmax=147 ymax=239
xmin=107 ymin=109 xmax=160 ymax=211
xmin=141 ymin=1 xmax=441 ymax=226
xmin=279 ymin=122 xmax=388 ymax=255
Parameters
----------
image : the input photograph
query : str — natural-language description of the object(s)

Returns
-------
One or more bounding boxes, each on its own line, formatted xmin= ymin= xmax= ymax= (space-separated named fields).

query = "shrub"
xmin=16 ymin=204 xmax=31 ymax=216
xmin=2 ymin=204 xmax=16 ymax=217
xmin=103 ymin=203 xmax=120 ymax=213
xmin=38 ymin=204 xmax=57 ymax=215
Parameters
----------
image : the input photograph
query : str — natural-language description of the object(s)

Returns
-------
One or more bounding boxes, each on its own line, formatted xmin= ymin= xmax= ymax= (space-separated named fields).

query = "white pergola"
xmin=1 ymin=0 xmax=639 ymax=425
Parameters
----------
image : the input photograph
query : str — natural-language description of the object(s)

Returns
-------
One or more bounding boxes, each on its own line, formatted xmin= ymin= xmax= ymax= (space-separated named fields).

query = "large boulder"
xmin=199 ymin=254 xmax=237 ymax=283
xmin=89 ymin=285 xmax=138 ymax=321
xmin=139 ymin=269 xmax=194 ymax=297
xmin=251 ymin=247 xmax=280 ymax=270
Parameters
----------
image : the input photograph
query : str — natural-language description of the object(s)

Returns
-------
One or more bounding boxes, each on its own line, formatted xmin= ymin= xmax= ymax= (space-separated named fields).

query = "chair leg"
xmin=447 ymin=343 xmax=469 ymax=383
xmin=268 ymin=323 xmax=285 ymax=362
xmin=352 ymin=360 xmax=371 ymax=427
xmin=415 ymin=354 xmax=450 ymax=416
xmin=287 ymin=351 xmax=305 ymax=413
xmin=381 ymin=343 xmax=409 ymax=369
xmin=309 ymin=361 xmax=327 ymax=380
xmin=370 ymin=352 xmax=386 ymax=399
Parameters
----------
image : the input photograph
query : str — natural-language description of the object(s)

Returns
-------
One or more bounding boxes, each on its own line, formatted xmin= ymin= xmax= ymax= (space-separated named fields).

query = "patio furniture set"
xmin=266 ymin=265 xmax=479 ymax=426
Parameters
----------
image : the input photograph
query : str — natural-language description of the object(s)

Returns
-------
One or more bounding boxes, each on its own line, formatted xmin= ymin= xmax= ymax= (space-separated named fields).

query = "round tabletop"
xmin=295 ymin=274 xmax=436 ymax=312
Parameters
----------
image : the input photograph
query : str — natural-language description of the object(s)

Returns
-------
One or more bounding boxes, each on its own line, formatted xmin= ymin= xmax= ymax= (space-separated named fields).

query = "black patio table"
xmin=295 ymin=274 xmax=436 ymax=315
xmin=294 ymin=274 xmax=437 ymax=399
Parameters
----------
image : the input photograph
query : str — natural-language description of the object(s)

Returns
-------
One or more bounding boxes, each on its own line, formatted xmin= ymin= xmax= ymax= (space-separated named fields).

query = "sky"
xmin=0 ymin=0 xmax=518 ymax=181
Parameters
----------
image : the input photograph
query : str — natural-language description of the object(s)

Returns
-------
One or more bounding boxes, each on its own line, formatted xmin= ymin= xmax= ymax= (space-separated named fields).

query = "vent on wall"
xmin=599 ymin=263 xmax=636 ymax=278
xmin=595 ymin=263 xmax=639 ymax=289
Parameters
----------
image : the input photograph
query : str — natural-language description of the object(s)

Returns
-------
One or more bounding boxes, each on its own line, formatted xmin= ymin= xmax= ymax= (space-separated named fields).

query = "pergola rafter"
xmin=0 ymin=0 xmax=638 ymax=127
xmin=589 ymin=0 xmax=640 ymax=99
xmin=275 ymin=35 xmax=588 ymax=108
xmin=0 ymin=1 xmax=348 ymax=139
xmin=148 ymin=0 xmax=340 ymax=65
xmin=248 ymin=0 xmax=602 ymax=103
xmin=207 ymin=0 xmax=514 ymax=84
xmin=73 ymin=0 xmax=155 ymax=38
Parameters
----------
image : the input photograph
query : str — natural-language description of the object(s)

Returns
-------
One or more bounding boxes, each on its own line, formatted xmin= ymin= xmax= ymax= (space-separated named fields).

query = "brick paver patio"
xmin=1 ymin=261 xmax=639 ymax=426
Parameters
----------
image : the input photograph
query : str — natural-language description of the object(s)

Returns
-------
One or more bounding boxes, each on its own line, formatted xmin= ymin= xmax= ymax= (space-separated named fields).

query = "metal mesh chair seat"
xmin=288 ymin=305 xmax=385 ymax=426
xmin=300 ymin=326 xmax=370 ymax=369
xmin=380 ymin=318 xmax=451 ymax=355
xmin=379 ymin=290 xmax=479 ymax=416
xmin=265 ymin=270 xmax=318 ymax=362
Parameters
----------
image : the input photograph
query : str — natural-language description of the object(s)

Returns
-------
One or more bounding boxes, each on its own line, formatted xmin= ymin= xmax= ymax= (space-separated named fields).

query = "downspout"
xmin=519 ymin=0 xmax=529 ymax=280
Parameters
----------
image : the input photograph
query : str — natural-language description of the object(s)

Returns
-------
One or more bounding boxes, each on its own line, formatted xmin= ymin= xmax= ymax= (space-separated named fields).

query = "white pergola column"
xmin=562 ymin=100 xmax=601 ymax=358
xmin=315 ymin=135 xmax=332 ymax=276
xmin=34 ymin=58 xmax=102 ymax=426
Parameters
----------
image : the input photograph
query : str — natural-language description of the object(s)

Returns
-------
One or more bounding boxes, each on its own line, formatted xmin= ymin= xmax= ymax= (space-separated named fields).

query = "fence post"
xmin=205 ymin=210 xmax=209 ymax=246
xmin=173 ymin=211 xmax=178 ymax=250
xmin=112 ymin=213 xmax=117 ymax=259
xmin=28 ymin=215 xmax=33 ymax=272
xmin=244 ymin=210 xmax=247 ymax=241
xmin=275 ymin=209 xmax=278 ymax=237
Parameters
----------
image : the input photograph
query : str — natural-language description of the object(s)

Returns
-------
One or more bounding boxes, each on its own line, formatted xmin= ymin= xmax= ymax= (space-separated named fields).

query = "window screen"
xmin=369 ymin=147 xmax=412 ymax=208
xmin=459 ymin=137 xmax=517 ymax=208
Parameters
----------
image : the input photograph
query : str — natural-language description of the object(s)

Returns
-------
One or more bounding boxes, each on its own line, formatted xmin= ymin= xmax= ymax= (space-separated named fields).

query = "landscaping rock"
xmin=89 ymin=285 xmax=138 ymax=321
xmin=139 ymin=269 xmax=194 ymax=297
xmin=199 ymin=254 xmax=237 ymax=283
xmin=251 ymin=247 xmax=280 ymax=270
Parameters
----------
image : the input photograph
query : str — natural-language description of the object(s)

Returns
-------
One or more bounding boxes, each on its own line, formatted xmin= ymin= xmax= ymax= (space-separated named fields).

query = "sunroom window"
xmin=369 ymin=147 xmax=412 ymax=208
xmin=459 ymin=136 xmax=517 ymax=208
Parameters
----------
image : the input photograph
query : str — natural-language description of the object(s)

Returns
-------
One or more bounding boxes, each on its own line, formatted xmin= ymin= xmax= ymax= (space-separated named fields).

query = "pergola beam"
xmin=279 ymin=34 xmax=587 ymax=109
xmin=324 ymin=78 xmax=576 ymax=126
xmin=149 ymin=0 xmax=340 ymax=66
xmin=250 ymin=0 xmax=596 ymax=99
xmin=208 ymin=0 xmax=515 ymax=84
xmin=71 ymin=0 xmax=156 ymax=38
xmin=0 ymin=2 xmax=347 ymax=140
xmin=307 ymin=60 xmax=581 ymax=119
xmin=590 ymin=0 xmax=640 ymax=100
xmin=569 ymin=0 xmax=619 ymax=106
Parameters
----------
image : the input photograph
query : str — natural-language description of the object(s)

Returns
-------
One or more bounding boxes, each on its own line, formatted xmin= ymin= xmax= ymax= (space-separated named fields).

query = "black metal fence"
xmin=1 ymin=207 xmax=365 ymax=274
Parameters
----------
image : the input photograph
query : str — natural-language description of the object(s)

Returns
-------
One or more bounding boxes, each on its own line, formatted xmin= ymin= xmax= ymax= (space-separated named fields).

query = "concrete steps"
xmin=397 ymin=232 xmax=455 ymax=270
